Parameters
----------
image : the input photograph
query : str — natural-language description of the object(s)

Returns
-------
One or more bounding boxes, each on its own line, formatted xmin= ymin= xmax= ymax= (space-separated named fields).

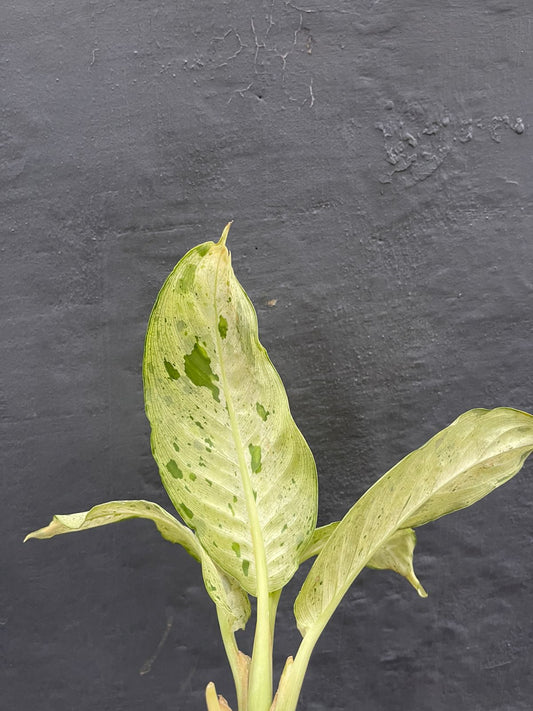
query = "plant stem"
xmin=217 ymin=608 xmax=249 ymax=711
xmin=270 ymin=624 xmax=322 ymax=711
xmin=248 ymin=585 xmax=273 ymax=711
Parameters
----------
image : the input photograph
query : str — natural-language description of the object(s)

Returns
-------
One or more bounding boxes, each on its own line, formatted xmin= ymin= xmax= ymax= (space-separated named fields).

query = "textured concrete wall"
xmin=4 ymin=1 xmax=533 ymax=709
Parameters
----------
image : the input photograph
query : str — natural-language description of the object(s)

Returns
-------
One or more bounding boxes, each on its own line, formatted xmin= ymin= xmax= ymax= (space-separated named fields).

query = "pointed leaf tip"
xmin=218 ymin=221 xmax=233 ymax=246
xmin=415 ymin=581 xmax=428 ymax=598
xmin=143 ymin=229 xmax=318 ymax=594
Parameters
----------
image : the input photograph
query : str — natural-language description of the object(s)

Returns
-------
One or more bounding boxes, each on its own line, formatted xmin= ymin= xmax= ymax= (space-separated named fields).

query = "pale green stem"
xmin=216 ymin=608 xmax=248 ymax=711
xmin=248 ymin=585 xmax=273 ymax=710
xmin=271 ymin=623 xmax=323 ymax=711
xmin=247 ymin=590 xmax=281 ymax=710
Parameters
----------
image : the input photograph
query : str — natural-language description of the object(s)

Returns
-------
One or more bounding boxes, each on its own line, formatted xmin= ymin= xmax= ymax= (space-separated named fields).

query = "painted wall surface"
xmin=3 ymin=1 xmax=533 ymax=709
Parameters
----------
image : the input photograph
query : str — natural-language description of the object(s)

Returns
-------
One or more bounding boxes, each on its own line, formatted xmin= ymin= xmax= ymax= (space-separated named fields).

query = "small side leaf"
xmin=24 ymin=499 xmax=201 ymax=560
xmin=300 ymin=523 xmax=426 ymax=596
xmin=26 ymin=499 xmax=251 ymax=630
xmin=295 ymin=408 xmax=533 ymax=637
xmin=366 ymin=528 xmax=427 ymax=598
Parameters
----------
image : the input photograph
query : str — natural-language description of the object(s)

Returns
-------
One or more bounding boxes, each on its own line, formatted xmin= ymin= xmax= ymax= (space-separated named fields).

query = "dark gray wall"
xmin=4 ymin=1 xmax=533 ymax=709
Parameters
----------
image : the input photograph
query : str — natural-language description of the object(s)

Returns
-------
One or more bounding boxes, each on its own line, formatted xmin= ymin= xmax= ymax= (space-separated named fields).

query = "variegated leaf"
xmin=295 ymin=408 xmax=533 ymax=636
xmin=300 ymin=523 xmax=426 ymax=596
xmin=143 ymin=225 xmax=318 ymax=595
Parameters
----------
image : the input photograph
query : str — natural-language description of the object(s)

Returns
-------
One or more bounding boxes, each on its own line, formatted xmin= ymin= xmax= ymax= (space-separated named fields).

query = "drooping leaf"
xmin=366 ymin=528 xmax=427 ymax=597
xmin=24 ymin=499 xmax=251 ymax=630
xmin=295 ymin=408 xmax=533 ymax=636
xmin=24 ymin=499 xmax=201 ymax=559
xmin=143 ymin=225 xmax=318 ymax=596
xmin=300 ymin=523 xmax=426 ymax=596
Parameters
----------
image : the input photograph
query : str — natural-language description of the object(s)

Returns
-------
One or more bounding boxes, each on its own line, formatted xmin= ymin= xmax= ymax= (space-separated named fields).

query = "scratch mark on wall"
xmin=184 ymin=3 xmax=315 ymax=109
xmin=139 ymin=609 xmax=175 ymax=675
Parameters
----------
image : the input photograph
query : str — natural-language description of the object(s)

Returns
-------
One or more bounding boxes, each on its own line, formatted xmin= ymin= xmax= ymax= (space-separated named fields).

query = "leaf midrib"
xmin=213 ymin=246 xmax=269 ymax=594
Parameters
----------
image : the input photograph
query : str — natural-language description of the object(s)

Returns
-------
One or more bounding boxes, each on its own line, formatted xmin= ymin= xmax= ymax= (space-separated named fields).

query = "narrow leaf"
xmin=25 ymin=499 xmax=251 ymax=630
xmin=295 ymin=408 xmax=533 ymax=636
xmin=300 ymin=523 xmax=426 ymax=596
xmin=143 ymin=227 xmax=318 ymax=594
xmin=24 ymin=499 xmax=201 ymax=560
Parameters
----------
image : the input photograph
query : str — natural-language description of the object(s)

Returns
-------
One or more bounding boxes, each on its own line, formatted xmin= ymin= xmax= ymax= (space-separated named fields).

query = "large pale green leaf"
xmin=300 ymin=523 xmax=426 ymax=596
xmin=25 ymin=499 xmax=250 ymax=630
xmin=143 ymin=225 xmax=318 ymax=595
xmin=295 ymin=408 xmax=533 ymax=636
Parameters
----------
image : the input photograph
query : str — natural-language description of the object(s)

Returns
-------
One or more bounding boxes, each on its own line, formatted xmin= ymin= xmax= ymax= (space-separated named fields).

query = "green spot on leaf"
xmin=255 ymin=402 xmax=269 ymax=421
xmin=164 ymin=359 xmax=180 ymax=380
xmin=172 ymin=442 xmax=180 ymax=452
xmin=180 ymin=503 xmax=193 ymax=519
xmin=166 ymin=460 xmax=183 ymax=479
xmin=248 ymin=443 xmax=262 ymax=473
xmin=231 ymin=542 xmax=241 ymax=557
xmin=228 ymin=502 xmax=235 ymax=516
xmin=242 ymin=559 xmax=250 ymax=576
xmin=189 ymin=472 xmax=197 ymax=481
xmin=218 ymin=314 xmax=228 ymax=339
xmin=184 ymin=342 xmax=220 ymax=402
xmin=196 ymin=243 xmax=211 ymax=257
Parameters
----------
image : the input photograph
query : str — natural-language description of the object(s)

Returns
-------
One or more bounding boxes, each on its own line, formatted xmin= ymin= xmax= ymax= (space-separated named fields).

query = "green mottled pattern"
xmin=164 ymin=359 xmax=180 ymax=380
xmin=255 ymin=402 xmax=269 ymax=421
xmin=295 ymin=408 xmax=533 ymax=636
xmin=248 ymin=444 xmax=262 ymax=473
xmin=218 ymin=314 xmax=228 ymax=339
xmin=143 ymin=236 xmax=318 ymax=595
xmin=183 ymin=341 xmax=220 ymax=402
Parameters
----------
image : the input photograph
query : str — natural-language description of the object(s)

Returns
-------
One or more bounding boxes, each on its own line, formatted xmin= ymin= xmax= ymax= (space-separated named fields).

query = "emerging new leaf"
xmin=143 ymin=225 xmax=318 ymax=595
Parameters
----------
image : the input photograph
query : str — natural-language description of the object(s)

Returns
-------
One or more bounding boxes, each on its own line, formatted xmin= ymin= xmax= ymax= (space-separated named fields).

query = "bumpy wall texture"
xmin=4 ymin=1 xmax=533 ymax=709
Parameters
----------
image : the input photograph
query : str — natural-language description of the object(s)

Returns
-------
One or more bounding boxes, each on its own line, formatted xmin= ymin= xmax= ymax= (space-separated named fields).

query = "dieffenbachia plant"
xmin=26 ymin=224 xmax=533 ymax=711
